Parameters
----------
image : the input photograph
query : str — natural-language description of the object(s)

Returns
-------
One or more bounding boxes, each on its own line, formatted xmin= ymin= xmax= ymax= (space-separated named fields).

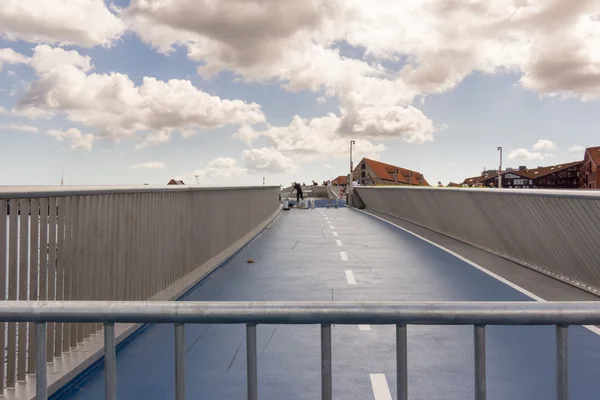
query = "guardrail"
xmin=354 ymin=186 xmax=600 ymax=295
xmin=1 ymin=300 xmax=596 ymax=400
xmin=0 ymin=185 xmax=279 ymax=394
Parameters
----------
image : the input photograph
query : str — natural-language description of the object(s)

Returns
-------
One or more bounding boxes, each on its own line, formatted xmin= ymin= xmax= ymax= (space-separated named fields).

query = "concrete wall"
xmin=354 ymin=186 xmax=600 ymax=295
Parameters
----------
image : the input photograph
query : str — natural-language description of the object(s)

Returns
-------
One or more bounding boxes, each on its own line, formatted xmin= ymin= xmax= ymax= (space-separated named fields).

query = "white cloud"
xmin=0 ymin=0 xmax=125 ymax=47
xmin=0 ymin=123 xmax=38 ymax=133
xmin=317 ymin=96 xmax=326 ymax=104
xmin=532 ymin=139 xmax=556 ymax=151
xmin=125 ymin=0 xmax=600 ymax=133
xmin=508 ymin=148 xmax=547 ymax=161
xmin=189 ymin=157 xmax=247 ymax=180
xmin=17 ymin=45 xmax=266 ymax=144
xmin=0 ymin=48 xmax=29 ymax=70
xmin=235 ymin=113 xmax=387 ymax=163
xmin=128 ymin=161 xmax=165 ymax=170
xmin=242 ymin=148 xmax=296 ymax=173
xmin=568 ymin=145 xmax=586 ymax=153
xmin=46 ymin=128 xmax=94 ymax=151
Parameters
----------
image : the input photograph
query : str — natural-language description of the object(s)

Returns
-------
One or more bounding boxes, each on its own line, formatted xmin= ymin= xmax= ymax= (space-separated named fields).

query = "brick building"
xmin=352 ymin=158 xmax=429 ymax=186
xmin=461 ymin=161 xmax=583 ymax=189
xmin=581 ymin=146 xmax=600 ymax=189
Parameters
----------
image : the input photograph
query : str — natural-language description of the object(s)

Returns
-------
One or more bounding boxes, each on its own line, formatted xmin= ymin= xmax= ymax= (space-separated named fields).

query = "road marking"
xmin=370 ymin=374 xmax=392 ymax=400
xmin=333 ymin=232 xmax=339 ymax=237
xmin=329 ymin=225 xmax=335 ymax=229
xmin=359 ymin=325 xmax=371 ymax=331
xmin=356 ymin=209 xmax=600 ymax=336
xmin=345 ymin=270 xmax=356 ymax=284
xmin=340 ymin=251 xmax=348 ymax=261
xmin=336 ymin=240 xmax=343 ymax=246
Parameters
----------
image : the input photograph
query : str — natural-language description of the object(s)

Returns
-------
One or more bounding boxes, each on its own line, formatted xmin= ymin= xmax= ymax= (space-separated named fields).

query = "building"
xmin=352 ymin=158 xmax=429 ymax=186
xmin=461 ymin=161 xmax=583 ymax=189
xmin=446 ymin=182 xmax=461 ymax=188
xmin=331 ymin=175 xmax=348 ymax=186
xmin=581 ymin=146 xmax=600 ymax=189
xmin=167 ymin=179 xmax=185 ymax=185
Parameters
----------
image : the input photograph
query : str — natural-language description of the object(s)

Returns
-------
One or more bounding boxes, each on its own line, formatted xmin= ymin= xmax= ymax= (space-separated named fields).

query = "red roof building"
xmin=352 ymin=158 xmax=429 ymax=186
xmin=332 ymin=175 xmax=348 ymax=185
xmin=581 ymin=146 xmax=600 ymax=189
xmin=461 ymin=161 xmax=583 ymax=189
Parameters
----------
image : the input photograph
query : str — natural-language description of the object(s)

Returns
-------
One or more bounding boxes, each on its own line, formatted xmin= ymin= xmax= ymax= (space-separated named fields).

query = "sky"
xmin=0 ymin=0 xmax=599 ymax=187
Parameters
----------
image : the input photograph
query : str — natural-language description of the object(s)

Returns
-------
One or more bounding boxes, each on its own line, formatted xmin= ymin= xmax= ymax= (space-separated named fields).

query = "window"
xmin=361 ymin=172 xmax=366 ymax=178
xmin=361 ymin=164 xmax=366 ymax=169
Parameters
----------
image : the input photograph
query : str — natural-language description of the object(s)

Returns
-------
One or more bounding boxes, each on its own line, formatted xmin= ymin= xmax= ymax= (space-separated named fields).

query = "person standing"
xmin=292 ymin=182 xmax=304 ymax=202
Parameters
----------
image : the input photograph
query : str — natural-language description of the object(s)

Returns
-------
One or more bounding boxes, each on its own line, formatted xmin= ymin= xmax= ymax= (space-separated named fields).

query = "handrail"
xmin=355 ymin=184 xmax=600 ymax=200
xmin=0 ymin=185 xmax=280 ymax=199
xmin=1 ymin=300 xmax=596 ymax=400
xmin=1 ymin=300 xmax=599 ymax=324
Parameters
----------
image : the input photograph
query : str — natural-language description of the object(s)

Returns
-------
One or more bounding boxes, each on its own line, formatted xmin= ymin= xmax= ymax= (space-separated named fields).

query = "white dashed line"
xmin=336 ymin=240 xmax=343 ymax=246
xmin=340 ymin=251 xmax=348 ymax=261
xmin=370 ymin=374 xmax=392 ymax=400
xmin=332 ymin=232 xmax=339 ymax=237
xmin=329 ymin=225 xmax=335 ymax=230
xmin=345 ymin=270 xmax=356 ymax=284
xmin=359 ymin=325 xmax=371 ymax=331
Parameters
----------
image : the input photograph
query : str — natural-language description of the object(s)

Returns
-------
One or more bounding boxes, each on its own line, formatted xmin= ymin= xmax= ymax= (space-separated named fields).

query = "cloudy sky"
xmin=0 ymin=0 xmax=598 ymax=187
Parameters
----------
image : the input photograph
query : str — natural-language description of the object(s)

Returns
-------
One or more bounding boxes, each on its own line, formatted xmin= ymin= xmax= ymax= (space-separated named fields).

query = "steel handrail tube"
xmin=1 ymin=301 xmax=600 ymax=325
xmin=0 ymin=185 xmax=281 ymax=199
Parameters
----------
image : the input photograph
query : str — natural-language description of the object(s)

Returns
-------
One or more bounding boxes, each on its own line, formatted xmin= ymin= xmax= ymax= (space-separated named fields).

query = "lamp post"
xmin=349 ymin=140 xmax=356 ymax=205
xmin=497 ymin=146 xmax=503 ymax=188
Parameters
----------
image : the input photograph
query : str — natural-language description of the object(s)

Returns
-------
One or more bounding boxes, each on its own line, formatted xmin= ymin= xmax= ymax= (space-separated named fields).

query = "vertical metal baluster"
xmin=28 ymin=198 xmax=40 ymax=375
xmin=556 ymin=325 xmax=568 ymax=400
xmin=321 ymin=324 xmax=332 ymax=400
xmin=474 ymin=325 xmax=486 ymax=400
xmin=0 ymin=199 xmax=6 ymax=392
xmin=246 ymin=324 xmax=258 ymax=400
xmin=39 ymin=198 xmax=50 ymax=361
xmin=396 ymin=325 xmax=408 ymax=400
xmin=76 ymin=196 xmax=85 ymax=345
xmin=104 ymin=322 xmax=117 ymax=400
xmin=7 ymin=199 xmax=17 ymax=388
xmin=62 ymin=196 xmax=72 ymax=354
xmin=175 ymin=323 xmax=186 ymax=400
xmin=36 ymin=322 xmax=47 ymax=400
xmin=17 ymin=198 xmax=29 ymax=381
xmin=49 ymin=197 xmax=58 ymax=359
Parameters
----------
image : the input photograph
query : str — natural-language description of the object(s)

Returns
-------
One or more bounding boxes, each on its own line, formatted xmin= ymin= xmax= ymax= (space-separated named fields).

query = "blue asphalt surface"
xmin=56 ymin=208 xmax=600 ymax=399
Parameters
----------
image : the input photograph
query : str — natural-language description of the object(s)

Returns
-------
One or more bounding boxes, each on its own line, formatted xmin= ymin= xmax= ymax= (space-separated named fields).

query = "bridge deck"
xmin=55 ymin=208 xmax=600 ymax=399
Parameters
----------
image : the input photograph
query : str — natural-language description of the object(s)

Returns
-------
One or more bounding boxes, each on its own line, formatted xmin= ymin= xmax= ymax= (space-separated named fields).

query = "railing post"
xmin=36 ymin=322 xmax=47 ymax=400
xmin=474 ymin=325 xmax=486 ymax=400
xmin=175 ymin=323 xmax=186 ymax=400
xmin=321 ymin=324 xmax=332 ymax=400
xmin=396 ymin=325 xmax=408 ymax=400
xmin=104 ymin=323 xmax=117 ymax=400
xmin=556 ymin=325 xmax=568 ymax=400
xmin=246 ymin=324 xmax=258 ymax=400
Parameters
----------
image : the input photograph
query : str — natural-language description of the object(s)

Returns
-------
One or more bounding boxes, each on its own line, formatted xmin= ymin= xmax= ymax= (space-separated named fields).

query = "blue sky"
xmin=0 ymin=1 xmax=598 ymax=187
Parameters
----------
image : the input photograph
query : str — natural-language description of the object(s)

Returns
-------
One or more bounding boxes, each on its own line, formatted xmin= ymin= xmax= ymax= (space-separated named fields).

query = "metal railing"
xmin=0 ymin=185 xmax=280 ymax=393
xmin=1 ymin=300 xmax=598 ymax=400
xmin=354 ymin=186 xmax=600 ymax=295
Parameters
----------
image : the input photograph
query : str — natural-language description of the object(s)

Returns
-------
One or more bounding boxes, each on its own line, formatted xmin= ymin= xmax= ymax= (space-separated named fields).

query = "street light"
xmin=349 ymin=140 xmax=356 ymax=205
xmin=497 ymin=146 xmax=503 ymax=188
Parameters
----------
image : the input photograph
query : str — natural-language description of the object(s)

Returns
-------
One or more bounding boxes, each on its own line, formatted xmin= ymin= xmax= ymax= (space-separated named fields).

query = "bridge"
xmin=1 ymin=185 xmax=599 ymax=399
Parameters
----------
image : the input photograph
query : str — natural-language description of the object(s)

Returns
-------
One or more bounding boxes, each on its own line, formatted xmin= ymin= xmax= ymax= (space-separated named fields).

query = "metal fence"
xmin=354 ymin=186 xmax=600 ymax=295
xmin=1 ymin=300 xmax=597 ymax=400
xmin=0 ymin=185 xmax=279 ymax=393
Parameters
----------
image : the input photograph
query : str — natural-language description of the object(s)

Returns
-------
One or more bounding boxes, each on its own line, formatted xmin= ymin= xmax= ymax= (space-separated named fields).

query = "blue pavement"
xmin=55 ymin=208 xmax=600 ymax=399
